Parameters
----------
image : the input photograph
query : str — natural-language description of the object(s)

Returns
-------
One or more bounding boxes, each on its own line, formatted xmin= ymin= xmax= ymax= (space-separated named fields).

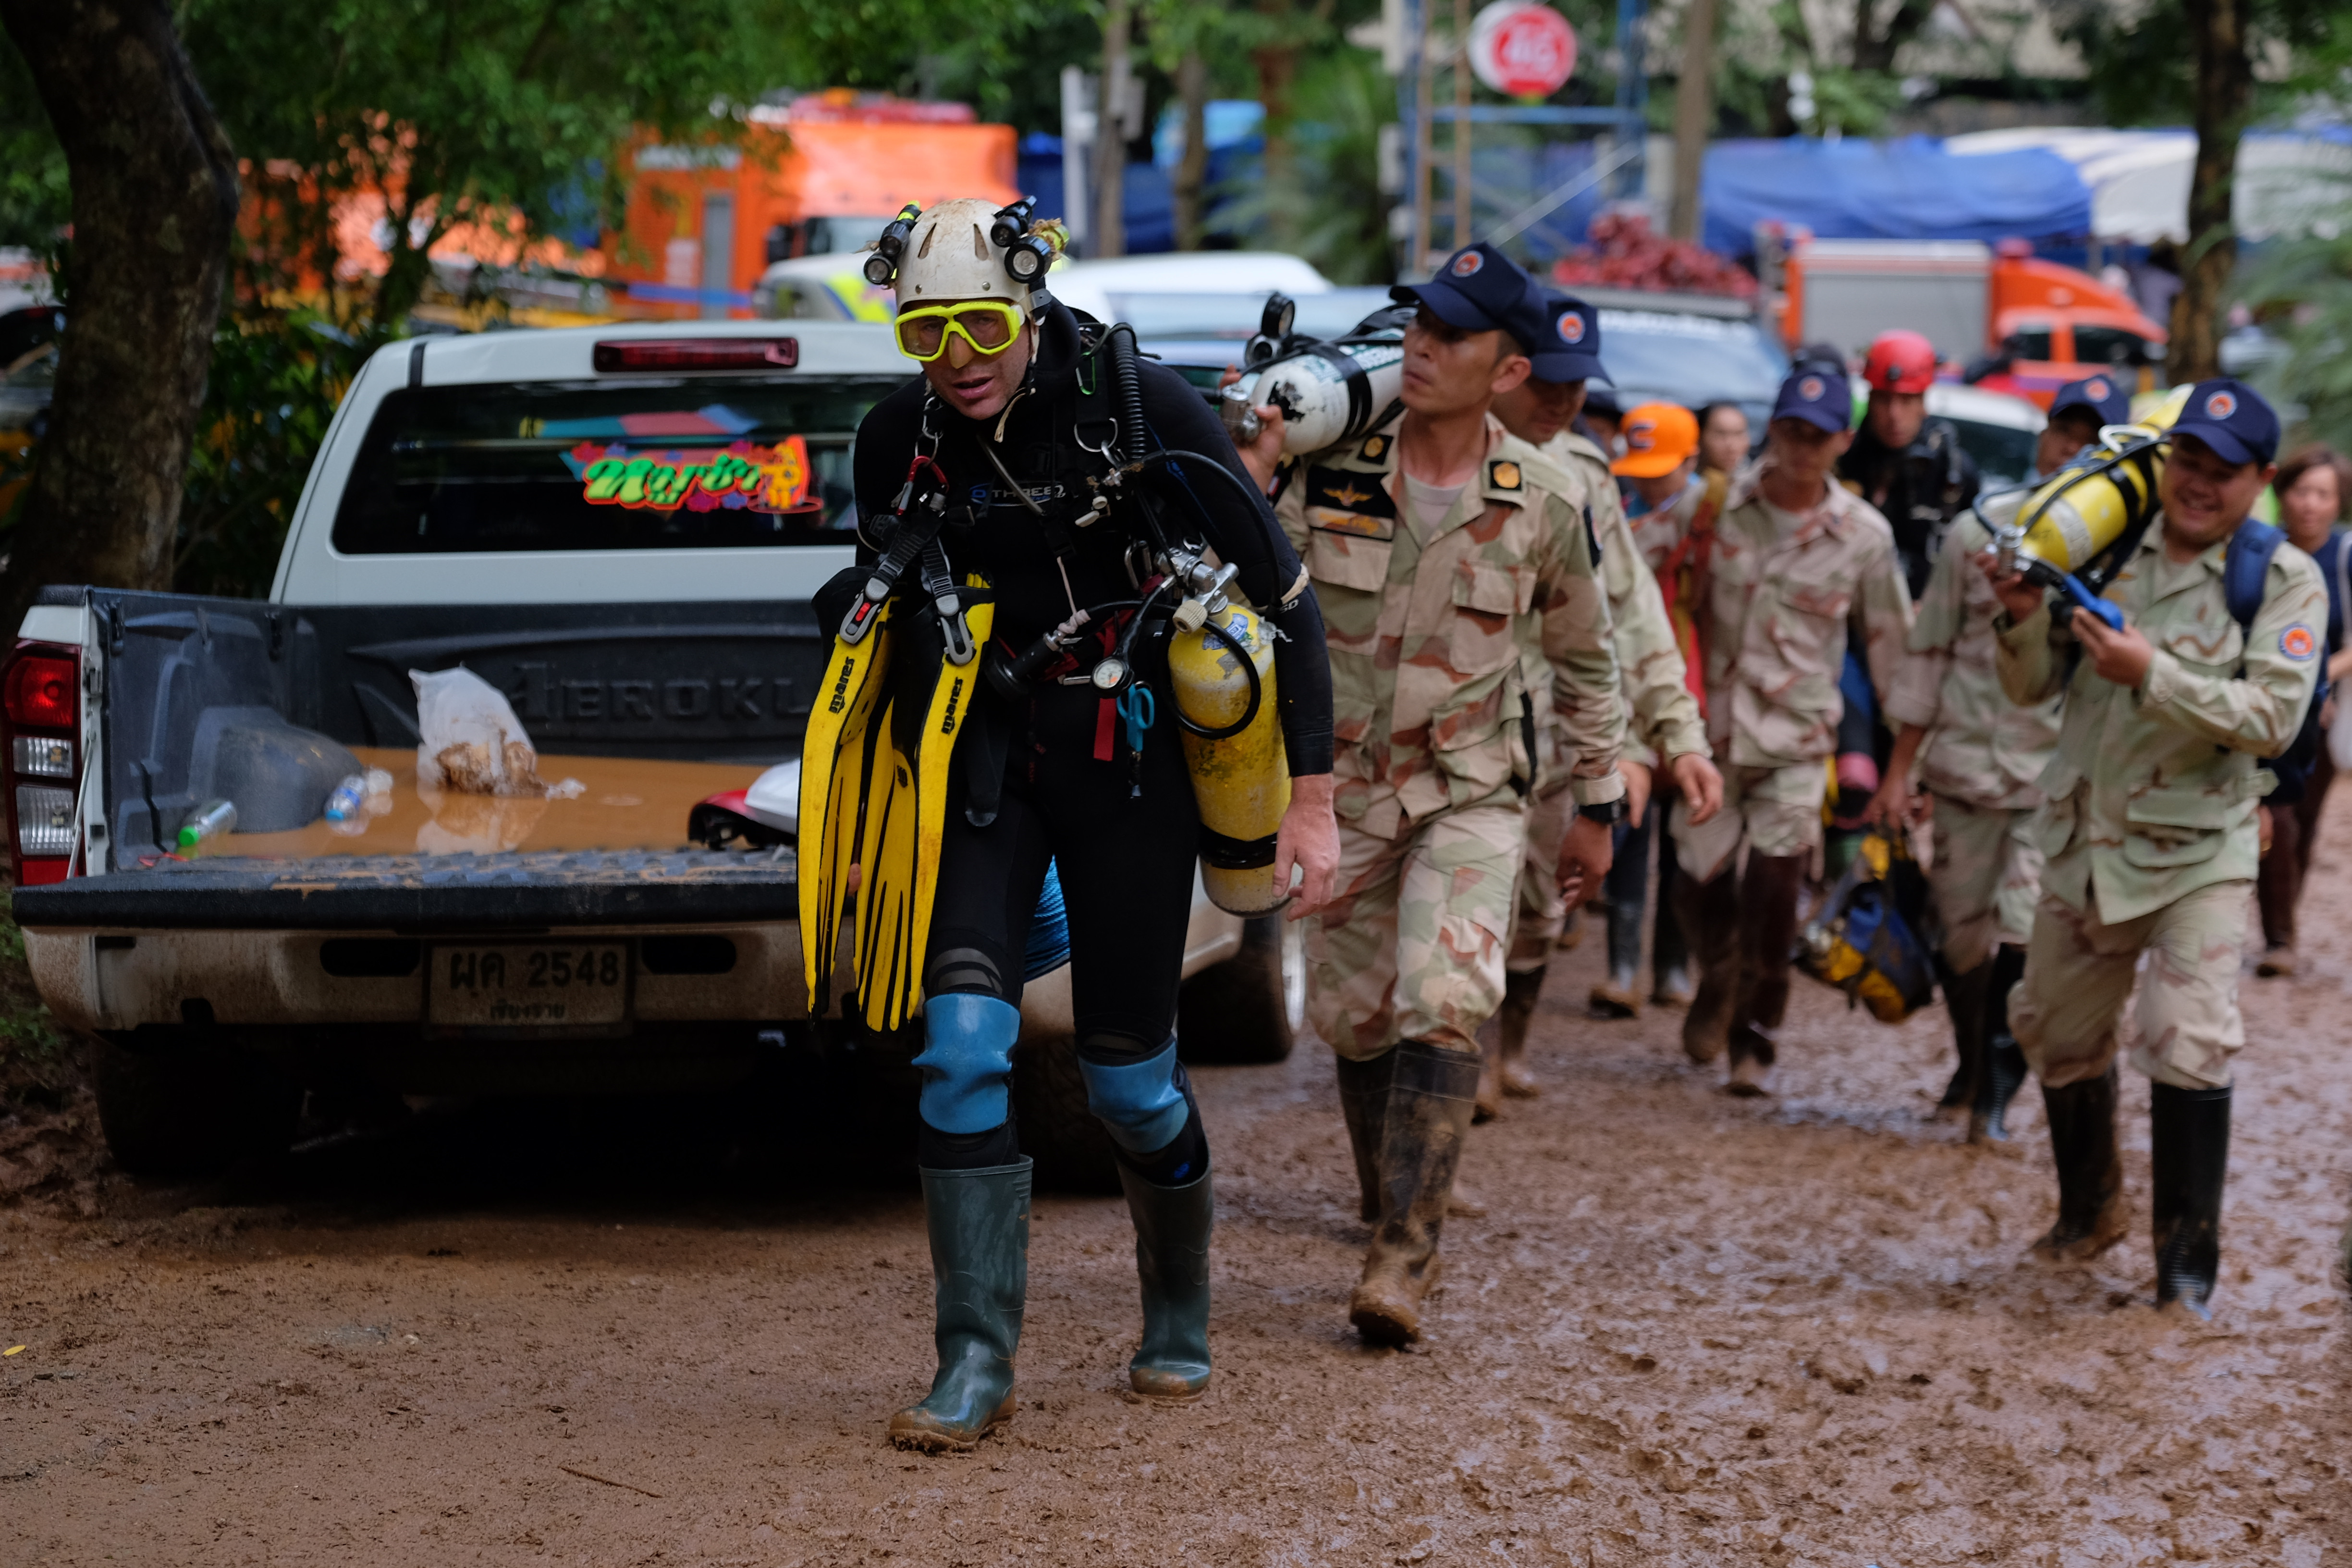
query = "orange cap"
xmin=1611 ymin=403 xmax=1700 ymax=478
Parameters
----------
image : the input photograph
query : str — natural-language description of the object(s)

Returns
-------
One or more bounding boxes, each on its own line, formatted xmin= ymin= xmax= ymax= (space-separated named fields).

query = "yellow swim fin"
xmin=798 ymin=603 xmax=895 ymax=1010
xmin=853 ymin=579 xmax=994 ymax=1033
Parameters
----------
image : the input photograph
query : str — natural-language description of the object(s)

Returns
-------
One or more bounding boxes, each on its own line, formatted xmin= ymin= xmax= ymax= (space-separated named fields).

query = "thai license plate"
xmin=429 ymin=943 xmax=628 ymax=1028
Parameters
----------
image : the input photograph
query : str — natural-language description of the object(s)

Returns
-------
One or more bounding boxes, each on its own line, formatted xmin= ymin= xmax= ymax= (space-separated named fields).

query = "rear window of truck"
xmin=330 ymin=374 xmax=908 ymax=553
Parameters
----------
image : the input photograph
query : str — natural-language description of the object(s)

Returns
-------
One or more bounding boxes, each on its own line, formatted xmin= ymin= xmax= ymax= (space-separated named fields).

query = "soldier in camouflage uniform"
xmin=1486 ymin=295 xmax=1721 ymax=1117
xmin=1257 ymin=245 xmax=1628 ymax=1346
xmin=1868 ymin=376 xmax=2124 ymax=1140
xmin=1988 ymin=379 xmax=2324 ymax=1318
xmin=1641 ymin=366 xmax=1914 ymax=1095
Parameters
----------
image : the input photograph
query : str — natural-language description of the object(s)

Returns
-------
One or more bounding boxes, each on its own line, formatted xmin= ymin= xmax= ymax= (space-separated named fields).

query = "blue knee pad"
xmin=913 ymin=993 xmax=1022 ymax=1135
xmin=1078 ymin=1039 xmax=1191 ymax=1154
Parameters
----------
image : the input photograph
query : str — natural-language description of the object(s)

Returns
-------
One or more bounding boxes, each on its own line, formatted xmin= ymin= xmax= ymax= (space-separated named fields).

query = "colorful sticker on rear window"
xmin=567 ymin=435 xmax=813 ymax=513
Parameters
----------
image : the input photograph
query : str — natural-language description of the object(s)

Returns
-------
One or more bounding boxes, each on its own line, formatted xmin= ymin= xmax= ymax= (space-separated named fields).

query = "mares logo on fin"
xmin=827 ymin=655 xmax=858 ymax=714
xmin=940 ymin=676 xmax=966 ymax=735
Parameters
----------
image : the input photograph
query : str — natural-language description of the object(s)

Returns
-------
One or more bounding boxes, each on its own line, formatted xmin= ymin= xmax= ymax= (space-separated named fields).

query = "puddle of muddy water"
xmin=196 ymin=747 xmax=766 ymax=860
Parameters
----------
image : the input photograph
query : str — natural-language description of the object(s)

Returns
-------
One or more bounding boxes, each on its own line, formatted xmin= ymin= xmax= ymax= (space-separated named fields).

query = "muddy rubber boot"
xmin=1674 ymin=864 xmax=1742 ymax=1065
xmin=1591 ymin=886 xmax=1644 ymax=1019
xmin=1495 ymin=966 xmax=1544 ymax=1098
xmin=2150 ymin=1082 xmax=2231 ymax=1320
xmin=1117 ymin=1161 xmax=1213 ymax=1397
xmin=2029 ymin=1068 xmax=2127 ymax=1263
xmin=1334 ymin=1052 xmax=1393 ymax=1223
xmin=1725 ymin=854 xmax=1805 ymax=1097
xmin=887 ymin=1159 xmax=1031 ymax=1452
xmin=1936 ymin=959 xmax=1991 ymax=1124
xmin=1350 ymin=1041 xmax=1479 ymax=1348
xmin=1652 ymin=850 xmax=1691 ymax=1007
xmin=1971 ymin=945 xmax=2028 ymax=1145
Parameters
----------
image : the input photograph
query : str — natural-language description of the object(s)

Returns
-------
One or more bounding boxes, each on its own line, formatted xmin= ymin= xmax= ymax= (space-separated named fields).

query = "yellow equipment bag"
xmin=1795 ymin=832 xmax=1937 ymax=1025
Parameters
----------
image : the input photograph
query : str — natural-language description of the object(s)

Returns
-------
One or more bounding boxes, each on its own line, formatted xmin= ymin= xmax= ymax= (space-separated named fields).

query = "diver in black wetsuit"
xmin=833 ymin=199 xmax=1338 ymax=1452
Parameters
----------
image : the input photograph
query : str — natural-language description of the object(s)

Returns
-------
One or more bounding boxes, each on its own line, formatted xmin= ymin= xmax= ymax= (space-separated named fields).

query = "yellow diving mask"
xmin=893 ymin=300 xmax=1026 ymax=362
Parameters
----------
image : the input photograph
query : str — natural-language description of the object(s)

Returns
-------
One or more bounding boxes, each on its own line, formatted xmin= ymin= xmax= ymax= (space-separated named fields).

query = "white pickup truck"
xmin=5 ymin=320 xmax=1302 ymax=1186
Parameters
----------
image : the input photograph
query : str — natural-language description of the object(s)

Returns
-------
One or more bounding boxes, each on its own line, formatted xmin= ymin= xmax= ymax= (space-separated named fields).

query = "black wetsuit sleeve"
xmin=851 ymin=377 xmax=931 ymax=565
xmin=1136 ymin=362 xmax=1335 ymax=776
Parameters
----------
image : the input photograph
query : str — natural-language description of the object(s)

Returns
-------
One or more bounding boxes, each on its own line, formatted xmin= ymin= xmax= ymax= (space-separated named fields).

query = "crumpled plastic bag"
xmin=410 ymin=667 xmax=551 ymax=797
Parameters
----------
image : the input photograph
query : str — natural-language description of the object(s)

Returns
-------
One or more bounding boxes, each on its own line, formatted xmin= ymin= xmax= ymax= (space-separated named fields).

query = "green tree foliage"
xmin=0 ymin=34 xmax=66 ymax=253
xmin=753 ymin=0 xmax=1098 ymax=133
xmin=2053 ymin=0 xmax=2338 ymax=127
xmin=181 ymin=0 xmax=765 ymax=335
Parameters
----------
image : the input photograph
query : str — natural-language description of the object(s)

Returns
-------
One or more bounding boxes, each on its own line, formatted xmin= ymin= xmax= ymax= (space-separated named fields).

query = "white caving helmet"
xmin=865 ymin=196 xmax=1062 ymax=308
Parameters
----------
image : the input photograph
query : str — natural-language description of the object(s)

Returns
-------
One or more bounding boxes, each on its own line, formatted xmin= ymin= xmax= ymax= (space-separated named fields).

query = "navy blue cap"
xmin=1392 ymin=243 xmax=1541 ymax=349
xmin=1771 ymin=365 xmax=1852 ymax=434
xmin=1524 ymin=292 xmax=1610 ymax=384
xmin=2170 ymin=377 xmax=2280 ymax=467
xmin=2048 ymin=373 xmax=2131 ymax=429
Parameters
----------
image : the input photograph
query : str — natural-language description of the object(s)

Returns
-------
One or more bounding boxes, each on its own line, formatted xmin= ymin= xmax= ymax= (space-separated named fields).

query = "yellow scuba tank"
xmin=2000 ymin=383 xmax=2190 ymax=581
xmin=1167 ymin=585 xmax=1292 ymax=916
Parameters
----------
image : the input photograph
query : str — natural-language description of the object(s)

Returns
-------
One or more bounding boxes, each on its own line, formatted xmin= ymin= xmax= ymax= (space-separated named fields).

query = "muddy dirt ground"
xmin=6 ymin=833 xmax=2352 ymax=1566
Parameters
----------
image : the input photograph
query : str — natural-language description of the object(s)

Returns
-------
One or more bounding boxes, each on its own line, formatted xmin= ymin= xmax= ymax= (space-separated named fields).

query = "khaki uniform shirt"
xmin=1541 ymin=432 xmax=1711 ymax=773
xmin=1995 ymin=523 xmax=2327 ymax=924
xmin=1275 ymin=415 xmax=1627 ymax=842
xmin=1645 ymin=468 xmax=1914 ymax=770
xmin=1885 ymin=509 xmax=2064 ymax=810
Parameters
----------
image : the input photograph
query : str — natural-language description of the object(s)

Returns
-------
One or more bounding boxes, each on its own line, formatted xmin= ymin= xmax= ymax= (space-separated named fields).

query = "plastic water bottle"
xmin=177 ymin=799 xmax=237 ymax=851
xmin=324 ymin=775 xmax=368 ymax=822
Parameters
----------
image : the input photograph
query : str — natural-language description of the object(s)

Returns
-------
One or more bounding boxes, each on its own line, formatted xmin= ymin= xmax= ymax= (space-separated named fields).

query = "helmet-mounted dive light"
xmin=991 ymin=196 xmax=1054 ymax=287
xmin=864 ymin=203 xmax=922 ymax=287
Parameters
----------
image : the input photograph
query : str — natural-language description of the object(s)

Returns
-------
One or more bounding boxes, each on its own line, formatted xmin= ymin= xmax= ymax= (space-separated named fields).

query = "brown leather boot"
xmin=1726 ymin=853 xmax=1805 ymax=1097
xmin=1333 ymin=1052 xmax=1393 ymax=1223
xmin=1673 ymin=863 xmax=1742 ymax=1065
xmin=1350 ymin=1041 xmax=1478 ymax=1347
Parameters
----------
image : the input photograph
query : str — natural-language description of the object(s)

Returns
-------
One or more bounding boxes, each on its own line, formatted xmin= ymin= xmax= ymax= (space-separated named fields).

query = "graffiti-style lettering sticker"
xmin=567 ymin=435 xmax=815 ymax=514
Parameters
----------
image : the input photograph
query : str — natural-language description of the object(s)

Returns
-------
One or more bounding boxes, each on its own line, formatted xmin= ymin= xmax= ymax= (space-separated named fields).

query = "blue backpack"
xmin=2222 ymin=520 xmax=2330 ymax=804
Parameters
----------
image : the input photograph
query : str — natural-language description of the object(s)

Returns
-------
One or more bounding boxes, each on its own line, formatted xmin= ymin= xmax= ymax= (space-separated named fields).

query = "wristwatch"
xmin=1577 ymin=798 xmax=1628 ymax=825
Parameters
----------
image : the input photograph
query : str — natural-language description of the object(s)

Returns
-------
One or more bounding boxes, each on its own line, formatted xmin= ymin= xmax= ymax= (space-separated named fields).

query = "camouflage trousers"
xmin=1505 ymin=781 xmax=1575 ymax=973
xmin=2009 ymin=875 xmax=2249 ymax=1091
xmin=1309 ymin=802 xmax=1523 ymax=1060
xmin=1927 ymin=794 xmax=2045 ymax=974
xmin=1670 ymin=761 xmax=1825 ymax=883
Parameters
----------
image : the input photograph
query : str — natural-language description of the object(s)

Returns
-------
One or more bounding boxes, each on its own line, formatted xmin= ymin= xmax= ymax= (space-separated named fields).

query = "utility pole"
xmin=1668 ymin=0 xmax=1714 ymax=241
xmin=1451 ymin=0 xmax=1470 ymax=254
xmin=1094 ymin=0 xmax=1132 ymax=259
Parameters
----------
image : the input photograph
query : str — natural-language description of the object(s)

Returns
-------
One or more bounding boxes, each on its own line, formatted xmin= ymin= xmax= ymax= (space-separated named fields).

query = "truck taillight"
xmin=1 ymin=642 xmax=80 ymax=886
xmin=4 ymin=655 xmax=74 ymax=730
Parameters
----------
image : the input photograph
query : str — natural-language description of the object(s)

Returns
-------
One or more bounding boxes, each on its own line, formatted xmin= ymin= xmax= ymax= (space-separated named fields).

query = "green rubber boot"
xmin=1117 ymin=1161 xmax=1213 ymax=1398
xmin=888 ymin=1159 xmax=1031 ymax=1452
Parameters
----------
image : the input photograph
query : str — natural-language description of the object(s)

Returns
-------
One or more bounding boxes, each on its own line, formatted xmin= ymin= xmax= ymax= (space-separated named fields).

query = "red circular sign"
xmin=1470 ymin=2 xmax=1578 ymax=99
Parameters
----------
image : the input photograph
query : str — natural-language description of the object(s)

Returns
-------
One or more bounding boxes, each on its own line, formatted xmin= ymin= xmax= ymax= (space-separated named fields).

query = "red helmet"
xmin=1862 ymin=330 xmax=1938 ymax=394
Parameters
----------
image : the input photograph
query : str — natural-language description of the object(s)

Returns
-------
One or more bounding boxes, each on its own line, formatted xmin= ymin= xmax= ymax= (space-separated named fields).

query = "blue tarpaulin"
xmin=1701 ymin=136 xmax=2095 ymax=257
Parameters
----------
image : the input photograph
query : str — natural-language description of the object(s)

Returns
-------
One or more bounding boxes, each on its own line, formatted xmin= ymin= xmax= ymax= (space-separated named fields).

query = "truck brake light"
xmin=593 ymin=338 xmax=798 ymax=373
xmin=1 ymin=641 xmax=81 ymax=884
xmin=4 ymin=655 xmax=75 ymax=730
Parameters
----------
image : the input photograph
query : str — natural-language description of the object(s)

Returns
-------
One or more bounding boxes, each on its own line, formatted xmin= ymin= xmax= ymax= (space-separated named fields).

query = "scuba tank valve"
xmin=1219 ymin=381 xmax=1263 ymax=445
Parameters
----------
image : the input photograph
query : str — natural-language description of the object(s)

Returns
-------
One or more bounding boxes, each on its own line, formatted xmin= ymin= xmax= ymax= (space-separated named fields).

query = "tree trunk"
xmin=1093 ymin=0 xmax=1131 ymax=260
xmin=2171 ymin=0 xmax=2251 ymax=385
xmin=1174 ymin=51 xmax=1209 ymax=252
xmin=0 ymin=0 xmax=236 ymax=632
xmin=1253 ymin=41 xmax=1299 ymax=251
xmin=1849 ymin=0 xmax=1936 ymax=73
xmin=1669 ymin=0 xmax=1716 ymax=242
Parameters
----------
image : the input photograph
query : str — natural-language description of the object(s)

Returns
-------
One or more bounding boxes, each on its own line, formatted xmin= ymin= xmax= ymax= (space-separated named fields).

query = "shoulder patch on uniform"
xmin=1487 ymin=459 xmax=1522 ymax=492
xmin=2281 ymin=625 xmax=2317 ymax=661
xmin=1358 ymin=434 xmax=1389 ymax=463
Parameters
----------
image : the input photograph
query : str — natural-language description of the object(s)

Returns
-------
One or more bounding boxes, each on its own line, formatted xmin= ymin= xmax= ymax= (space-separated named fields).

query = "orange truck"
xmin=602 ymin=92 xmax=1021 ymax=319
xmin=1778 ymin=237 xmax=2168 ymax=408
